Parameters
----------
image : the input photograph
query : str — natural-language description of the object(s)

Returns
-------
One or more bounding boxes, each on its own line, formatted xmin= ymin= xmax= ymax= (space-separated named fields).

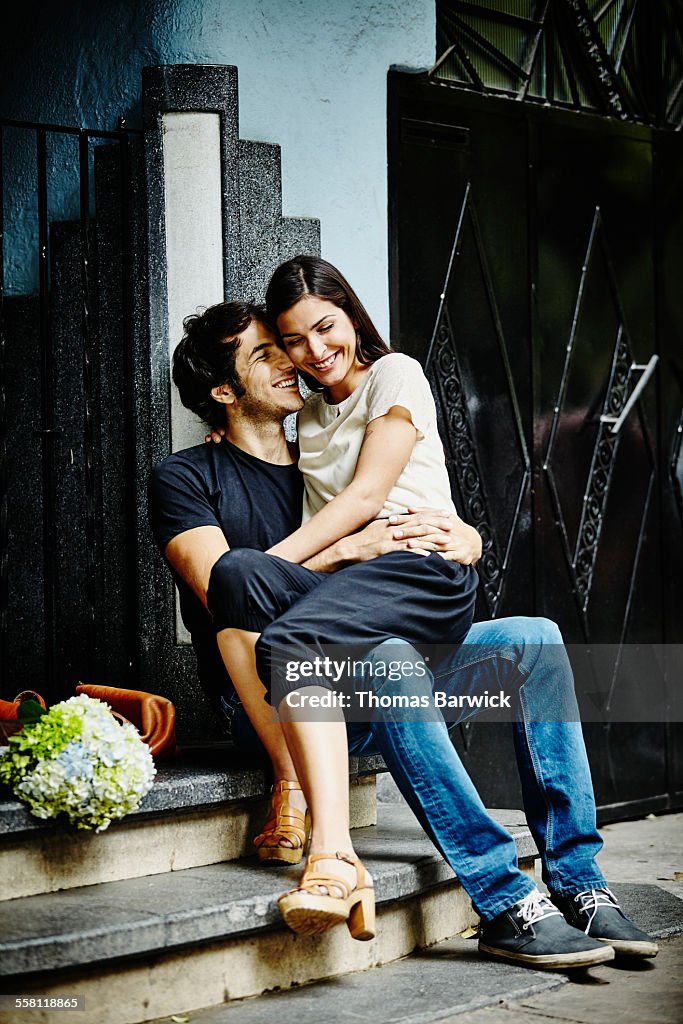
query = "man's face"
xmin=230 ymin=321 xmax=304 ymax=420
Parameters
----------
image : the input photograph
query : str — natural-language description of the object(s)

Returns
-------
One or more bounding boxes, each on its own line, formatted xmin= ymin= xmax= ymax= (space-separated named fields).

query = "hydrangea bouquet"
xmin=0 ymin=694 xmax=156 ymax=831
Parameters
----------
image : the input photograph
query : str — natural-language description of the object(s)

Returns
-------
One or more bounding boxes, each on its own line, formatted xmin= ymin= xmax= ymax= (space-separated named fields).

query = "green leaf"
xmin=17 ymin=699 xmax=47 ymax=725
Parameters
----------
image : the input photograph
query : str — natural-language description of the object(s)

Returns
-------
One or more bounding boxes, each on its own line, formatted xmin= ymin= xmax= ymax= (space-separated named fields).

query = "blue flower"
xmin=55 ymin=741 xmax=95 ymax=781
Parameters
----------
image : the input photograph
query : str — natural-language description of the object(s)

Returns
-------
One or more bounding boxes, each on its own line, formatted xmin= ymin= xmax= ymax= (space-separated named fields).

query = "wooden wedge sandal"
xmin=253 ymin=780 xmax=310 ymax=865
xmin=277 ymin=851 xmax=375 ymax=940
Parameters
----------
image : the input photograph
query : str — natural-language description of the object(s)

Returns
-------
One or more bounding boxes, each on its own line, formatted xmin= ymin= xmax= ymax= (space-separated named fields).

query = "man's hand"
xmin=388 ymin=507 xmax=482 ymax=565
xmin=307 ymin=508 xmax=482 ymax=571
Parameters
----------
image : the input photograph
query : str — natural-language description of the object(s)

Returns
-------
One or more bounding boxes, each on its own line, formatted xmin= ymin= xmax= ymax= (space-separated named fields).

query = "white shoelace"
xmin=515 ymin=890 xmax=563 ymax=931
xmin=572 ymin=887 xmax=619 ymax=933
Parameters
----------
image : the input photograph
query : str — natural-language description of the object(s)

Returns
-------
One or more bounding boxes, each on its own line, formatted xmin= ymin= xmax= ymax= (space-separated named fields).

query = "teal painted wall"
xmin=2 ymin=0 xmax=435 ymax=336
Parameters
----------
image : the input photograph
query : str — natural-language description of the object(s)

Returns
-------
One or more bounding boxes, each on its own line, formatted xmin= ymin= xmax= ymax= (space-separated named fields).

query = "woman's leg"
xmin=278 ymin=688 xmax=372 ymax=899
xmin=255 ymin=550 xmax=478 ymax=708
xmin=252 ymin=551 xmax=475 ymax=899
xmin=217 ymin=628 xmax=297 ymax=780
xmin=208 ymin=549 xmax=326 ymax=847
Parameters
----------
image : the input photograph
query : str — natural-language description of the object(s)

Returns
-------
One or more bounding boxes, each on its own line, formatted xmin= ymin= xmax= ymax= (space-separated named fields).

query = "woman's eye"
xmin=319 ymin=323 xmax=333 ymax=333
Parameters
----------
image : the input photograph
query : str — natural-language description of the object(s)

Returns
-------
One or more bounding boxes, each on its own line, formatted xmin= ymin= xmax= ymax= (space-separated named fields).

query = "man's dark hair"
xmin=172 ymin=301 xmax=271 ymax=428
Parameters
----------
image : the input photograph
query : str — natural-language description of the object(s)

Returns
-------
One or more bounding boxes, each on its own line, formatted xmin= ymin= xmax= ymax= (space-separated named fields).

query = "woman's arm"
xmin=267 ymin=406 xmax=417 ymax=564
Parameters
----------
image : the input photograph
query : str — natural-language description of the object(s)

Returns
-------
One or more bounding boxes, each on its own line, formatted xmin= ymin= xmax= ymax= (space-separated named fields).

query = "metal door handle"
xmin=600 ymin=354 xmax=659 ymax=435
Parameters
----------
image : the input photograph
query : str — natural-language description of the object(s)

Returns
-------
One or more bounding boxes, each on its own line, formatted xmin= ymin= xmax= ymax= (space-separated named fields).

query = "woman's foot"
xmin=278 ymin=851 xmax=375 ymax=940
xmin=300 ymin=851 xmax=374 ymax=897
xmin=253 ymin=780 xmax=310 ymax=864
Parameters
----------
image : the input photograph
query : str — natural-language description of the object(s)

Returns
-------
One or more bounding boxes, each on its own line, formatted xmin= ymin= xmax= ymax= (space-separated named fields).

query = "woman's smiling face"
xmin=276 ymin=295 xmax=369 ymax=402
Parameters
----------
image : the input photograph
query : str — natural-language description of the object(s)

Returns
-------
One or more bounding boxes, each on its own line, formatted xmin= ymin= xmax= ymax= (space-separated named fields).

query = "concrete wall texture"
xmin=2 ymin=0 xmax=436 ymax=337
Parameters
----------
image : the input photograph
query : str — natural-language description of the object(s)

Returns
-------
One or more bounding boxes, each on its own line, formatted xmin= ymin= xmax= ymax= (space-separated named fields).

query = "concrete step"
xmin=0 ymin=746 xmax=383 ymax=899
xmin=151 ymin=935 xmax=566 ymax=1024
xmin=0 ymin=805 xmax=538 ymax=1024
xmin=144 ymin=883 xmax=683 ymax=1024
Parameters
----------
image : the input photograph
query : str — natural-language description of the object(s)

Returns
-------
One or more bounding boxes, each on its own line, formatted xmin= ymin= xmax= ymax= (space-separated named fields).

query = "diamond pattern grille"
xmin=426 ymin=183 xmax=530 ymax=618
xmin=543 ymin=207 xmax=656 ymax=640
xmin=435 ymin=0 xmax=683 ymax=129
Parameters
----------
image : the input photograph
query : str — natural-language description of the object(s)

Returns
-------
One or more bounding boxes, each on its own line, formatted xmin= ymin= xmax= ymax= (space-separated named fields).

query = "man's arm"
xmin=304 ymin=511 xmax=482 ymax=573
xmin=164 ymin=525 xmax=229 ymax=606
xmin=162 ymin=512 xmax=481 ymax=603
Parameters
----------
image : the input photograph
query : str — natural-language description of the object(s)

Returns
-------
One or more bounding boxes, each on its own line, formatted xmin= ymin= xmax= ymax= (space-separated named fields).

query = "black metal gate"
xmin=388 ymin=73 xmax=683 ymax=820
xmin=0 ymin=119 xmax=141 ymax=702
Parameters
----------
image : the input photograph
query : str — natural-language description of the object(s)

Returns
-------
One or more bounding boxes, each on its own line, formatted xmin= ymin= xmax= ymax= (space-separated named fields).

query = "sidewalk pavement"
xmin=596 ymin=811 xmax=683 ymax=899
xmin=454 ymin=810 xmax=683 ymax=1024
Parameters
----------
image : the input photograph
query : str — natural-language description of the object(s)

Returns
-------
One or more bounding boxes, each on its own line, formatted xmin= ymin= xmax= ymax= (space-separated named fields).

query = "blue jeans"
xmin=228 ymin=615 xmax=607 ymax=919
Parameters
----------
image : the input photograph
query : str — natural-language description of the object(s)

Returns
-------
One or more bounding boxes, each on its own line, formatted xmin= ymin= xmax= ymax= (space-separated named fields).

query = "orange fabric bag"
xmin=0 ymin=690 xmax=47 ymax=741
xmin=75 ymin=684 xmax=180 ymax=761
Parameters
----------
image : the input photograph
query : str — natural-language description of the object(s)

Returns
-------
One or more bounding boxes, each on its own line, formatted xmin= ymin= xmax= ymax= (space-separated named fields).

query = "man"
xmin=149 ymin=299 xmax=657 ymax=970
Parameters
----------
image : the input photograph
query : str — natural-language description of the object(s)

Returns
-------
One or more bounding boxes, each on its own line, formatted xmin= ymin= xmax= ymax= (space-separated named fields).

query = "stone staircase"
xmin=0 ymin=748 xmax=539 ymax=1024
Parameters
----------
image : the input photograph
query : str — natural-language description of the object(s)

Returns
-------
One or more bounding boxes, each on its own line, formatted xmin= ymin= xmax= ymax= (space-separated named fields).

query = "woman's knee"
xmin=211 ymin=548 xmax=272 ymax=589
xmin=208 ymin=549 xmax=280 ymax=632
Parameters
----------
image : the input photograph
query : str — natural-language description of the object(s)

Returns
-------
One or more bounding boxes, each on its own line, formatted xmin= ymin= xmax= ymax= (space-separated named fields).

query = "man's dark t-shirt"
xmin=148 ymin=439 xmax=304 ymax=706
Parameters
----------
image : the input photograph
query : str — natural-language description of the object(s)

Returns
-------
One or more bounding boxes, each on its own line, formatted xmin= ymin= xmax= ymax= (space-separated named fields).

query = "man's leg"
xmin=432 ymin=616 xmax=657 ymax=958
xmin=430 ymin=616 xmax=606 ymax=895
xmin=348 ymin=639 xmax=612 ymax=968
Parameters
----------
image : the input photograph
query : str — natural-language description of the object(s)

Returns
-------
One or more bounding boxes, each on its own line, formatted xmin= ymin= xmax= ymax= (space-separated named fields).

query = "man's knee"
xmin=360 ymin=639 xmax=432 ymax=698
xmin=496 ymin=615 xmax=564 ymax=648
xmin=525 ymin=616 xmax=564 ymax=646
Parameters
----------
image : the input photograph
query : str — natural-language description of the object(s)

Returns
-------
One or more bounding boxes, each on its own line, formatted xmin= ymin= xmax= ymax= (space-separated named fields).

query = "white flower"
xmin=0 ymin=694 xmax=156 ymax=831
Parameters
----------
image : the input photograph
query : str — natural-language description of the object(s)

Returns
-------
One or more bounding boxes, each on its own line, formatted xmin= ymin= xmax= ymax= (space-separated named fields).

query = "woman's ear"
xmin=210 ymin=383 xmax=235 ymax=406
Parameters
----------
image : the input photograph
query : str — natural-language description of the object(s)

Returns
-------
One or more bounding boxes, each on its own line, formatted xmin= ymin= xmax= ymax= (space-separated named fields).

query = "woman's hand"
xmin=387 ymin=507 xmax=482 ymax=565
xmin=333 ymin=508 xmax=481 ymax=567
xmin=205 ymin=426 xmax=226 ymax=444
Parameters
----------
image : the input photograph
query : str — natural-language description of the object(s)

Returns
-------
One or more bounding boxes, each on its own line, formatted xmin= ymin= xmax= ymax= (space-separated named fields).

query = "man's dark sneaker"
xmin=551 ymin=887 xmax=658 ymax=958
xmin=479 ymin=889 xmax=615 ymax=970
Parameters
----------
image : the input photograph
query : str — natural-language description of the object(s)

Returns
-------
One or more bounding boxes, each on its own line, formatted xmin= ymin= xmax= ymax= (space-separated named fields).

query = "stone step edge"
xmin=0 ymin=806 xmax=538 ymax=977
xmin=147 ymin=932 xmax=568 ymax=1024
xmin=0 ymin=776 xmax=378 ymax=902
xmin=150 ymin=882 xmax=683 ymax=1024
xmin=0 ymin=749 xmax=386 ymax=836
xmin=0 ymin=869 xmax=540 ymax=1024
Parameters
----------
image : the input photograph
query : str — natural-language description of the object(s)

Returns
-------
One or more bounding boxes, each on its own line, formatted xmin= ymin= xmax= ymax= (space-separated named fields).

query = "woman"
xmin=228 ymin=255 xmax=479 ymax=938
xmin=265 ymin=257 xmax=466 ymax=564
